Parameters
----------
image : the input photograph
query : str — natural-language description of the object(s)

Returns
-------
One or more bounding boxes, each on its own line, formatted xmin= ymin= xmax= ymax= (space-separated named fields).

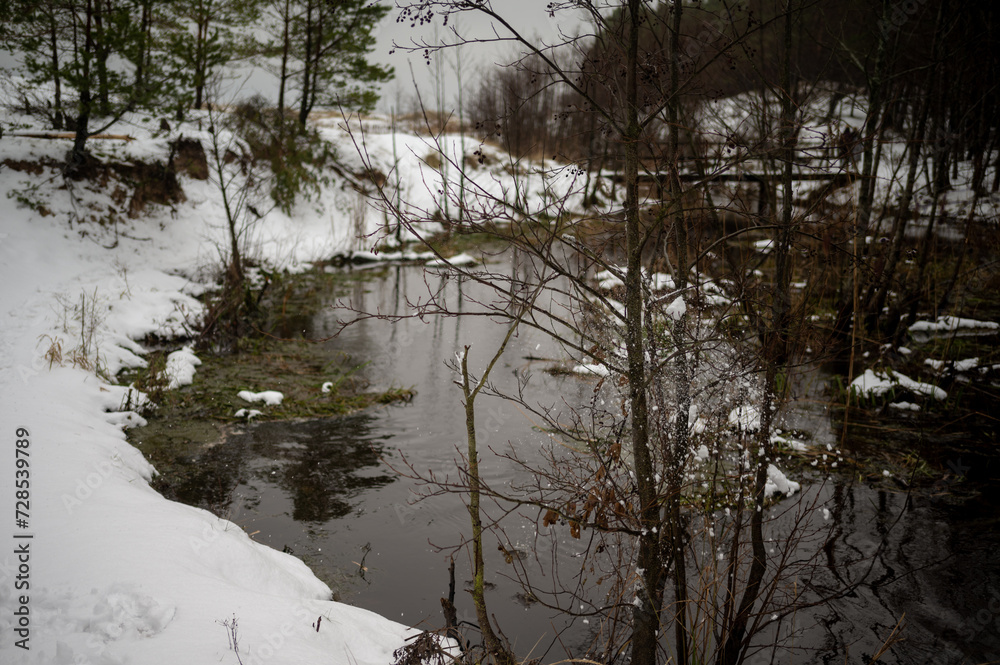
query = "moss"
xmin=124 ymin=265 xmax=415 ymax=478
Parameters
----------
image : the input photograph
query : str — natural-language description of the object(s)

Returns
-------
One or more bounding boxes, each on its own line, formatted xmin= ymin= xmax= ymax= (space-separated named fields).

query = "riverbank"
xmin=0 ymin=119 xmax=423 ymax=663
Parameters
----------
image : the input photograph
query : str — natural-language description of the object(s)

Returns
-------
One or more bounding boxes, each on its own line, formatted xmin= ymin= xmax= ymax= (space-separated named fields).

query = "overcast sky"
xmin=368 ymin=1 xmax=592 ymax=114
xmin=0 ymin=1 xmax=594 ymax=117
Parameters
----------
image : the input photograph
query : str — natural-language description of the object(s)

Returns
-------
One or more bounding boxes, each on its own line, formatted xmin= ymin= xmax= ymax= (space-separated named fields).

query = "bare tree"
xmin=350 ymin=2 xmax=918 ymax=664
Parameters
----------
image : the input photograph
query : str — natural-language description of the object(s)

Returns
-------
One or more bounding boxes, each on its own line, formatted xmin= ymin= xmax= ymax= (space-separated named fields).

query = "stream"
xmin=145 ymin=262 xmax=1000 ymax=664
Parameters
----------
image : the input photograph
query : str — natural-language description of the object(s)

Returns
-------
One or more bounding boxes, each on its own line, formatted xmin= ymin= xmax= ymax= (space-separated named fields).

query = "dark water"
xmin=175 ymin=263 xmax=1000 ymax=664
xmin=222 ymin=262 xmax=597 ymax=659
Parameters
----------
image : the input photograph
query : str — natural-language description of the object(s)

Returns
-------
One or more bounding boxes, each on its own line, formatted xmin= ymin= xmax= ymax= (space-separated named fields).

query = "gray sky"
xmin=369 ymin=1 xmax=592 ymax=114
xmin=0 ymin=1 xmax=594 ymax=117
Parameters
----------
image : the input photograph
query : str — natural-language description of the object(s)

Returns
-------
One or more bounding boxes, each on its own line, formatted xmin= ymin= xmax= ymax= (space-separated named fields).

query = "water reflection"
xmin=162 ymin=413 xmax=394 ymax=524
xmin=163 ymin=261 xmax=1000 ymax=663
xmin=236 ymin=416 xmax=395 ymax=522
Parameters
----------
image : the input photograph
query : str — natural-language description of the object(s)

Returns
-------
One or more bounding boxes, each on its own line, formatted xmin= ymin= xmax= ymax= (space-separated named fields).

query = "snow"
xmin=573 ymin=363 xmax=611 ymax=377
xmin=728 ymin=404 xmax=762 ymax=432
xmin=850 ymin=368 xmax=947 ymax=401
xmin=595 ymin=269 xmax=625 ymax=290
xmin=0 ymin=114 xmax=432 ymax=663
xmin=163 ymin=346 xmax=201 ymax=389
xmin=665 ymin=296 xmax=687 ymax=321
xmin=235 ymin=408 xmax=264 ymax=420
xmin=370 ymin=249 xmax=436 ymax=262
xmin=238 ymin=390 xmax=285 ymax=406
xmin=764 ymin=464 xmax=800 ymax=498
xmin=597 ymin=269 xmax=675 ymax=293
xmin=426 ymin=251 xmax=476 ymax=268
xmin=909 ymin=316 xmax=999 ymax=333
xmin=649 ymin=273 xmax=675 ymax=292
xmin=924 ymin=357 xmax=980 ymax=373
xmin=772 ymin=432 xmax=809 ymax=451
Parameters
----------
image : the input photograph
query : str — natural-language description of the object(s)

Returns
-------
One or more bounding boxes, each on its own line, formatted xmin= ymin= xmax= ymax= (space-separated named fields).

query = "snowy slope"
xmin=0 ymin=120 xmax=426 ymax=664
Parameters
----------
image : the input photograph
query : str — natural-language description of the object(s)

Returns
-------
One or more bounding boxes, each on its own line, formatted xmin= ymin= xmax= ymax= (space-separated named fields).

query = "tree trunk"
xmin=277 ymin=0 xmax=290 ymax=116
xmin=194 ymin=2 xmax=209 ymax=110
xmin=623 ymin=4 xmax=663 ymax=665
xmin=461 ymin=342 xmax=518 ymax=665
xmin=133 ymin=0 xmax=151 ymax=97
xmin=71 ymin=0 xmax=95 ymax=166
xmin=298 ymin=1 xmax=314 ymax=128
xmin=49 ymin=7 xmax=64 ymax=130
xmin=93 ymin=0 xmax=110 ymax=116
xmin=665 ymin=2 xmax=690 ymax=663
xmin=718 ymin=4 xmax=795 ymax=661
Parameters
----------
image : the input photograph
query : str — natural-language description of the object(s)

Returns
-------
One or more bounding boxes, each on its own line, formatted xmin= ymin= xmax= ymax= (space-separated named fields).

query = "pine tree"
xmin=261 ymin=0 xmax=392 ymax=127
xmin=163 ymin=0 xmax=261 ymax=113
xmin=2 ymin=0 xmax=163 ymax=164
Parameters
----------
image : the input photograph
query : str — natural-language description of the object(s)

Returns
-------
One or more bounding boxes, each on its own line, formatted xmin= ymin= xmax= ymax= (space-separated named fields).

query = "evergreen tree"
xmin=163 ymin=0 xmax=261 ymax=113
xmin=261 ymin=0 xmax=392 ymax=126
xmin=2 ymin=0 xmax=163 ymax=164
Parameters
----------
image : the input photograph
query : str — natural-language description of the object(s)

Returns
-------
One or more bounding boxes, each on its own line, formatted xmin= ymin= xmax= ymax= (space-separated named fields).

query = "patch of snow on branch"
xmin=765 ymin=464 xmax=800 ymax=498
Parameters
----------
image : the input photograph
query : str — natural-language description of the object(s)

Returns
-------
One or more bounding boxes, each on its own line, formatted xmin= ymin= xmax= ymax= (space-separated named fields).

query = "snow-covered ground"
xmin=0 ymin=80 xmax=992 ymax=661
xmin=0 ymin=93 xmax=611 ymax=661
xmin=0 ymin=115 xmax=449 ymax=663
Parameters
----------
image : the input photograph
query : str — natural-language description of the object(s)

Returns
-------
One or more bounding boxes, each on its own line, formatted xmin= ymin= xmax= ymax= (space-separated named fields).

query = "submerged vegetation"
xmin=122 ymin=265 xmax=414 ymax=510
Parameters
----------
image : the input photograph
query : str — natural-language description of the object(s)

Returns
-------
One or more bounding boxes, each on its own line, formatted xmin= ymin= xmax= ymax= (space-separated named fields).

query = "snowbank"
xmin=426 ymin=251 xmax=477 ymax=268
xmin=0 ymin=116 xmax=427 ymax=663
xmin=163 ymin=346 xmax=202 ymax=389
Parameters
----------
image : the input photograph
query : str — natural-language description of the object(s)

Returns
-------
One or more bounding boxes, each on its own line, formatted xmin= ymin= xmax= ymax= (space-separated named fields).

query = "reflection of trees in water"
xmin=160 ymin=435 xmax=251 ymax=514
xmin=163 ymin=414 xmax=395 ymax=523
xmin=250 ymin=415 xmax=395 ymax=523
xmin=797 ymin=483 xmax=1000 ymax=663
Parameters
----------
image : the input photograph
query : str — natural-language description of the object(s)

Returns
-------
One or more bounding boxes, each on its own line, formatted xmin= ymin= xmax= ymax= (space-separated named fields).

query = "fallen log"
xmin=8 ymin=132 xmax=134 ymax=142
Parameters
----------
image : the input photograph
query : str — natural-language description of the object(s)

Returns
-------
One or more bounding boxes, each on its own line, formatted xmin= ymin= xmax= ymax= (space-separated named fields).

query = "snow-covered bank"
xmin=0 ymin=122 xmax=424 ymax=663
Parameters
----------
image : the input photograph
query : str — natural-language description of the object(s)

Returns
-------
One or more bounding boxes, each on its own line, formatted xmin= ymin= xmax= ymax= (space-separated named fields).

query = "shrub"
xmin=229 ymin=95 xmax=337 ymax=214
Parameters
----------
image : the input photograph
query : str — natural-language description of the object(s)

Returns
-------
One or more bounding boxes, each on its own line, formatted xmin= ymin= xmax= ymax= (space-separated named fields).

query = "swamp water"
xmin=133 ymin=263 xmax=1000 ymax=664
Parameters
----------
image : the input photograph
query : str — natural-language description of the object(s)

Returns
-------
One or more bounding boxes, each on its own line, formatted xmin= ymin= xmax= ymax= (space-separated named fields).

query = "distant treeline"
xmin=468 ymin=0 xmax=999 ymax=189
